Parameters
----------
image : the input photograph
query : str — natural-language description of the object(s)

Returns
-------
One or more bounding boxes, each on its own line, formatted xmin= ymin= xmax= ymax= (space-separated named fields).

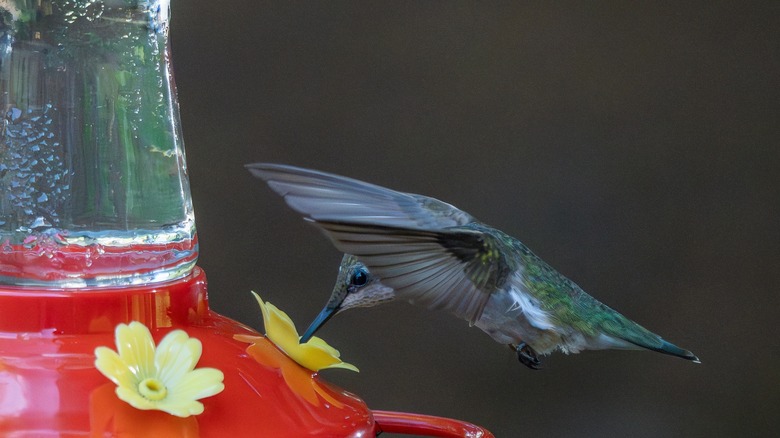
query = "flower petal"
xmin=238 ymin=336 xmax=283 ymax=369
xmin=94 ymin=346 xmax=136 ymax=389
xmin=305 ymin=337 xmax=359 ymax=370
xmin=115 ymin=386 xmax=156 ymax=411
xmin=116 ymin=322 xmax=156 ymax=379
xmin=95 ymin=322 xmax=224 ymax=418
xmin=252 ymin=292 xmax=299 ymax=352
xmin=285 ymin=337 xmax=358 ymax=372
xmin=299 ymin=343 xmax=359 ymax=372
xmin=320 ymin=360 xmax=359 ymax=372
xmin=279 ymin=364 xmax=319 ymax=406
xmin=155 ymin=331 xmax=202 ymax=386
xmin=250 ymin=292 xmax=359 ymax=373
xmin=306 ymin=336 xmax=342 ymax=358
xmin=167 ymin=367 xmax=225 ymax=402
xmin=157 ymin=400 xmax=205 ymax=418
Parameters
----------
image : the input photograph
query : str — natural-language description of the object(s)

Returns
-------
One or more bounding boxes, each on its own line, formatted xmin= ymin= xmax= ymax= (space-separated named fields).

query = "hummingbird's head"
xmin=299 ymin=254 xmax=394 ymax=343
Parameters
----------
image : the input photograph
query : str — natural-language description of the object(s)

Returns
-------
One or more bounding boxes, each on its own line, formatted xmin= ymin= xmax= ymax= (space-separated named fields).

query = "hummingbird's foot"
xmin=514 ymin=342 xmax=542 ymax=370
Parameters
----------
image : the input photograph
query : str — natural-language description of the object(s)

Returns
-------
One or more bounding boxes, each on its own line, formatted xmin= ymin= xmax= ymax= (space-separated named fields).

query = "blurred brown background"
xmin=171 ymin=2 xmax=778 ymax=436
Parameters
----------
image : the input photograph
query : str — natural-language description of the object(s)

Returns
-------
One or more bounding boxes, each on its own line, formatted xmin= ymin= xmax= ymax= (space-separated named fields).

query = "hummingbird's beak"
xmin=300 ymin=305 xmax=338 ymax=343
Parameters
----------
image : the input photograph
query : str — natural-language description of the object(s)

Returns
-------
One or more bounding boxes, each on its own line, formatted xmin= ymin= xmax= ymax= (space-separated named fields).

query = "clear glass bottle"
xmin=0 ymin=0 xmax=196 ymax=287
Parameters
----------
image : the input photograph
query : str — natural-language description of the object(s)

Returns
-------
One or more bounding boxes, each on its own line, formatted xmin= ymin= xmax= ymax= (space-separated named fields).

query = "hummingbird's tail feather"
xmin=640 ymin=339 xmax=701 ymax=363
xmin=601 ymin=315 xmax=700 ymax=363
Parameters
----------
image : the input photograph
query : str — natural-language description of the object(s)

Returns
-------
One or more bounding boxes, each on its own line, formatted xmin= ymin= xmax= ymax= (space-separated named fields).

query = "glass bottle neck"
xmin=0 ymin=0 xmax=197 ymax=287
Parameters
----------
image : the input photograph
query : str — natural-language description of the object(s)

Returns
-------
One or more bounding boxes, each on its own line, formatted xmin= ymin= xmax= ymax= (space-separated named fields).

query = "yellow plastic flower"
xmin=94 ymin=322 xmax=225 ymax=417
xmin=234 ymin=334 xmax=347 ymax=408
xmin=252 ymin=291 xmax=358 ymax=372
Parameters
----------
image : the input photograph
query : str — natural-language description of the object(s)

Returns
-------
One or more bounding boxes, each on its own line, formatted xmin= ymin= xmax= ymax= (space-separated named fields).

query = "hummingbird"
xmin=247 ymin=163 xmax=699 ymax=369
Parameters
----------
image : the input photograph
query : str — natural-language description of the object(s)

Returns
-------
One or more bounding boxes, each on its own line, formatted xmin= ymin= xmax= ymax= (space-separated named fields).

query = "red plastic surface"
xmin=0 ymin=267 xmax=374 ymax=436
xmin=373 ymin=411 xmax=495 ymax=438
xmin=0 ymin=267 xmax=494 ymax=437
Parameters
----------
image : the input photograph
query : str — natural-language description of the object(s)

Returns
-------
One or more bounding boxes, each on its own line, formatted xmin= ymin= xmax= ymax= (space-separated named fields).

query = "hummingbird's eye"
xmin=350 ymin=268 xmax=368 ymax=287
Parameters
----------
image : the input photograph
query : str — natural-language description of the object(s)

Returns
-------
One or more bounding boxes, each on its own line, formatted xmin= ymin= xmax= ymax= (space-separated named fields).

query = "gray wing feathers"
xmin=317 ymin=221 xmax=492 ymax=323
xmin=247 ymin=163 xmax=493 ymax=323
xmin=246 ymin=163 xmax=475 ymax=229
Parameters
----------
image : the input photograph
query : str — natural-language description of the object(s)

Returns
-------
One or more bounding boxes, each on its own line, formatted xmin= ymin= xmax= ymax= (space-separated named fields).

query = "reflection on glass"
xmin=0 ymin=0 xmax=196 ymax=287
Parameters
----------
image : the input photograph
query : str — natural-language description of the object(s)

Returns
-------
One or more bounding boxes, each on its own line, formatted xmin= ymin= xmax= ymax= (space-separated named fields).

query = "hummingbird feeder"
xmin=0 ymin=1 xmax=493 ymax=436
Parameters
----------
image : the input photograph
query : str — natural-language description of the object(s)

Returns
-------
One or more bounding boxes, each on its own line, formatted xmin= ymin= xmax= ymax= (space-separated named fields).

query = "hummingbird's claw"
xmin=514 ymin=342 xmax=542 ymax=370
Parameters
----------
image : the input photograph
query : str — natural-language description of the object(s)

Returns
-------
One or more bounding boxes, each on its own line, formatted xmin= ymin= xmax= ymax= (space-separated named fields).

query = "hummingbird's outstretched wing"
xmin=247 ymin=163 xmax=508 ymax=323
xmin=246 ymin=163 xmax=475 ymax=229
